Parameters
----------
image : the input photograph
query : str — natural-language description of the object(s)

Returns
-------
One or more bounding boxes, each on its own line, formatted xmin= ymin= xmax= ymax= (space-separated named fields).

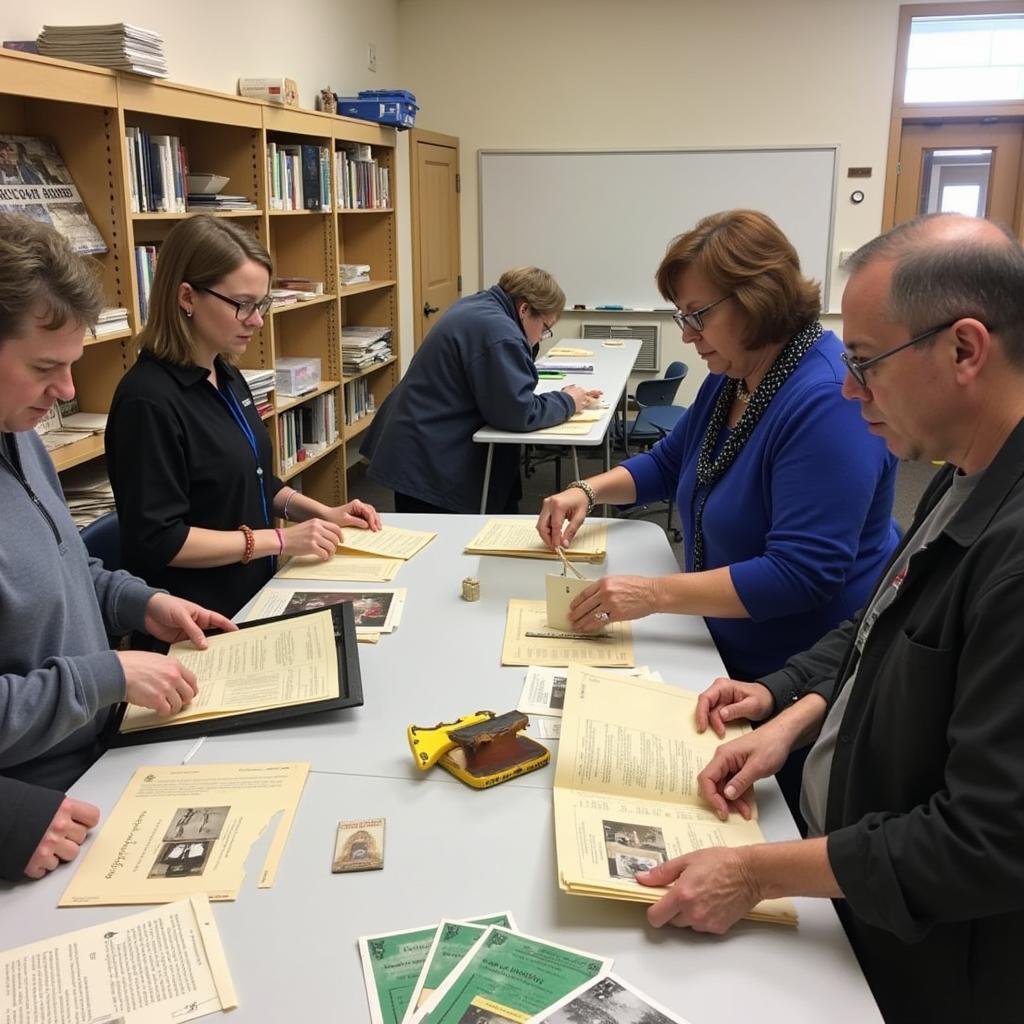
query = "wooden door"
xmin=410 ymin=129 xmax=461 ymax=349
xmin=893 ymin=121 xmax=1023 ymax=229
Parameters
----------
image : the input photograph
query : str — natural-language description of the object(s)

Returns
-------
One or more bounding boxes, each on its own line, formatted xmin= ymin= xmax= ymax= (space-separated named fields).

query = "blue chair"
xmin=80 ymin=511 xmax=121 ymax=572
xmin=619 ymin=361 xmax=688 ymax=452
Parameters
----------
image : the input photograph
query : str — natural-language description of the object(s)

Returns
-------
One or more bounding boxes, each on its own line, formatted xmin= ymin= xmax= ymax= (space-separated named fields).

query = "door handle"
xmin=423 ymin=302 xmax=440 ymax=317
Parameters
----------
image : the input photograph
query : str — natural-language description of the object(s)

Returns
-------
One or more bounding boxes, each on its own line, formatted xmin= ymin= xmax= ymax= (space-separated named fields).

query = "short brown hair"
xmin=138 ymin=215 xmax=272 ymax=365
xmin=497 ymin=266 xmax=565 ymax=318
xmin=655 ymin=210 xmax=820 ymax=349
xmin=0 ymin=214 xmax=104 ymax=344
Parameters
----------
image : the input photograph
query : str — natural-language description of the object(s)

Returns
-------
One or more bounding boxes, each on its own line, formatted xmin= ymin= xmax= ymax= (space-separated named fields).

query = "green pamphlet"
xmin=360 ymin=914 xmax=515 ymax=1024
xmin=416 ymin=926 xmax=610 ymax=1023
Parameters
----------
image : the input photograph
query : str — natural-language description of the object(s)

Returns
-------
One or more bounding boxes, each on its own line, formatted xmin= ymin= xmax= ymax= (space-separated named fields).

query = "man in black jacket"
xmin=635 ymin=213 xmax=1024 ymax=1022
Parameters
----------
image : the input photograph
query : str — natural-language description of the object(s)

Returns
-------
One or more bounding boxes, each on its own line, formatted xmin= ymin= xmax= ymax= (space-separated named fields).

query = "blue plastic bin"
xmin=336 ymin=90 xmax=418 ymax=129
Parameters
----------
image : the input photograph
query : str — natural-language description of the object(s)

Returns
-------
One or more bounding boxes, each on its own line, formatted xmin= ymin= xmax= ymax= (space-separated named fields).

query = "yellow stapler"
xmin=406 ymin=710 xmax=550 ymax=789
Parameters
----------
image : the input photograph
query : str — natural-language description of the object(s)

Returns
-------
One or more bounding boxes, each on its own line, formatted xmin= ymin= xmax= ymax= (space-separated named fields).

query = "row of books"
xmin=343 ymin=378 xmax=376 ymax=426
xmin=335 ymin=144 xmax=390 ymax=209
xmin=267 ymin=142 xmax=331 ymax=211
xmin=341 ymin=325 xmax=393 ymax=375
xmin=125 ymin=128 xmax=188 ymax=214
xmin=277 ymin=393 xmax=338 ymax=472
xmin=134 ymin=244 xmax=160 ymax=323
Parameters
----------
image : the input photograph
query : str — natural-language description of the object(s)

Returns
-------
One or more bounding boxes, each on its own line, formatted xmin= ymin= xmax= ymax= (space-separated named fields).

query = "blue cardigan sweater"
xmin=623 ymin=331 xmax=900 ymax=681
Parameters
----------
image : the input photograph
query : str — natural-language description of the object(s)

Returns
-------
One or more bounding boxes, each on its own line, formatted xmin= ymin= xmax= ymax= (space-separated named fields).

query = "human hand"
xmin=561 ymin=385 xmax=603 ymax=413
xmin=117 ymin=650 xmax=198 ymax=716
xmin=23 ymin=797 xmax=101 ymax=880
xmin=636 ymin=846 xmax=762 ymax=933
xmin=568 ymin=575 xmax=658 ymax=630
xmin=696 ymin=677 xmax=774 ymax=738
xmin=536 ymin=487 xmax=590 ymax=549
xmin=696 ymin=721 xmax=794 ymax=821
xmin=143 ymin=593 xmax=237 ymax=648
xmin=325 ymin=499 xmax=382 ymax=532
xmin=280 ymin=518 xmax=343 ymax=560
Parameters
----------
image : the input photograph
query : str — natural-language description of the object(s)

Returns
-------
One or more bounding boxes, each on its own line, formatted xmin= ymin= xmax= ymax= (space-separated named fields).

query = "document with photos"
xmin=276 ymin=552 xmax=403 ymax=582
xmin=412 ymin=926 xmax=610 ymax=1024
xmin=59 ymin=762 xmax=309 ymax=906
xmin=244 ymin=586 xmax=405 ymax=638
xmin=359 ymin=913 xmax=515 ymax=1024
xmin=119 ymin=608 xmax=339 ymax=733
xmin=0 ymin=895 xmax=237 ymax=1024
xmin=517 ymin=665 xmax=660 ymax=718
xmin=404 ymin=914 xmax=518 ymax=1022
xmin=528 ymin=972 xmax=692 ymax=1024
xmin=338 ymin=523 xmax=436 ymax=560
xmin=553 ymin=666 xmax=797 ymax=925
xmin=464 ymin=519 xmax=607 ymax=563
xmin=502 ymin=600 xmax=634 ymax=668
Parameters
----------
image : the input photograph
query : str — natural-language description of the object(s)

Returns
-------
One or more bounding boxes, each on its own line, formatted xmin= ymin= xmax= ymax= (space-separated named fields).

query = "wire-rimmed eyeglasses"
xmin=841 ymin=320 xmax=961 ymax=386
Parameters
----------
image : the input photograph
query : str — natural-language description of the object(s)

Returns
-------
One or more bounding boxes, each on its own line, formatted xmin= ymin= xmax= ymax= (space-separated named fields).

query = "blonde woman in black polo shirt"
xmin=107 ymin=216 xmax=380 ymax=620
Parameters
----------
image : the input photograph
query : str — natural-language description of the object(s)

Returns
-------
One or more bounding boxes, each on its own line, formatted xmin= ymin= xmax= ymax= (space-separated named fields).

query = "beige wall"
xmin=395 ymin=0 xmax=962 ymax=402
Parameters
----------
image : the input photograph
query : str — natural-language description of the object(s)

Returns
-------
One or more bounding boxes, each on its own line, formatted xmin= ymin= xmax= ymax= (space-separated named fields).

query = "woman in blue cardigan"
xmin=537 ymin=210 xmax=901 ymax=685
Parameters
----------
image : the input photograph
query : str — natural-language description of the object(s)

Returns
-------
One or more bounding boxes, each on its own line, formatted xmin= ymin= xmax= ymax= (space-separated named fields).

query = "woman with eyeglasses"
xmin=360 ymin=266 xmax=601 ymax=514
xmin=106 ymin=216 xmax=380 ymax=621
xmin=538 ymin=211 xmax=900 ymax=815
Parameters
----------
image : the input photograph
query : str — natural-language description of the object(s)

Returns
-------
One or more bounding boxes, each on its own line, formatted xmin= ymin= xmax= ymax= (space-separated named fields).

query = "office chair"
xmin=80 ymin=511 xmax=121 ymax=572
xmin=618 ymin=361 xmax=688 ymax=452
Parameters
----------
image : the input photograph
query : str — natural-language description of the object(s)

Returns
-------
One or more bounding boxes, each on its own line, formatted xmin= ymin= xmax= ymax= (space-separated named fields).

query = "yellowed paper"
xmin=358 ymin=632 xmax=381 ymax=644
xmin=528 ymin=421 xmax=597 ymax=437
xmin=120 ymin=609 xmax=338 ymax=733
xmin=0 ymin=895 xmax=237 ymax=1022
xmin=276 ymin=553 xmax=403 ymax=581
xmin=59 ymin=762 xmax=309 ymax=906
xmin=338 ymin=524 xmax=436 ymax=560
xmin=502 ymin=600 xmax=633 ymax=668
xmin=545 ymin=346 xmax=593 ymax=357
xmin=552 ymin=666 xmax=796 ymax=925
xmin=517 ymin=665 xmax=658 ymax=718
xmin=545 ymin=573 xmax=594 ymax=631
xmin=465 ymin=519 xmax=607 ymax=563
xmin=243 ymin=586 xmax=405 ymax=636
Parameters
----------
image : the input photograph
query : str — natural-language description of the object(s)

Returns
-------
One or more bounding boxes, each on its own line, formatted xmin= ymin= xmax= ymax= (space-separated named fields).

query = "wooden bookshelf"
xmin=0 ymin=48 xmax=401 ymax=507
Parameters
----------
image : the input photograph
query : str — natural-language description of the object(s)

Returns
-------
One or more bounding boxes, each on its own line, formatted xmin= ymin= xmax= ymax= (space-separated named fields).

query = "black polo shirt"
xmin=106 ymin=350 xmax=284 ymax=618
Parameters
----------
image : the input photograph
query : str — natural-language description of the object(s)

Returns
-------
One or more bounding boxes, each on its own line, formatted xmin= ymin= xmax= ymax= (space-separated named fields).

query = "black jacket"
xmin=762 ymin=418 xmax=1024 ymax=1022
xmin=106 ymin=351 xmax=283 ymax=618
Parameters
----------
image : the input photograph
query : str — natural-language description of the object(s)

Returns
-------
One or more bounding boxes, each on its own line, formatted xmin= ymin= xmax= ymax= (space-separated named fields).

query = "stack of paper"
xmin=243 ymin=587 xmax=406 ymax=644
xmin=464 ymin=518 xmax=607 ymax=563
xmin=276 ymin=524 xmax=436 ymax=583
xmin=37 ymin=23 xmax=169 ymax=77
xmin=60 ymin=461 xmax=115 ymax=526
xmin=342 ymin=325 xmax=393 ymax=374
xmin=186 ymin=193 xmax=257 ymax=211
xmin=339 ymin=262 xmax=371 ymax=286
xmin=240 ymin=367 xmax=275 ymax=415
xmin=92 ymin=306 xmax=129 ymax=337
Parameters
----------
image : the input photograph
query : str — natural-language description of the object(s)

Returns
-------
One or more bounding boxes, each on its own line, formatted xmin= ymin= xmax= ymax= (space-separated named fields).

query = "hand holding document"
xmin=338 ymin=523 xmax=436 ymax=560
xmin=552 ymin=666 xmax=797 ymax=925
xmin=502 ymin=600 xmax=634 ymax=667
xmin=465 ymin=518 xmax=607 ymax=563
xmin=59 ymin=762 xmax=309 ymax=906
xmin=0 ymin=895 xmax=237 ymax=1024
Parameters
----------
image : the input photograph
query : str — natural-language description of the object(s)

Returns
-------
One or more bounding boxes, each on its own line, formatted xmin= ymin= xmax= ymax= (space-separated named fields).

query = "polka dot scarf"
xmin=690 ymin=320 xmax=824 ymax=573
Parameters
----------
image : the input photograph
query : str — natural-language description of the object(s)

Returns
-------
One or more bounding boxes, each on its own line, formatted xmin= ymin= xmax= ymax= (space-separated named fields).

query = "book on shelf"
xmin=339 ymin=263 xmax=371 ymax=286
xmin=275 ymin=276 xmax=324 ymax=295
xmin=186 ymin=194 xmax=257 ymax=211
xmin=36 ymin=23 xmax=168 ymax=77
xmin=267 ymin=142 xmax=330 ymax=211
xmin=276 ymin=393 xmax=337 ymax=470
xmin=125 ymin=127 xmax=188 ymax=213
xmin=0 ymin=135 xmax=107 ymax=254
xmin=343 ymin=378 xmax=376 ymax=425
xmin=91 ymin=307 xmax=130 ymax=337
xmin=334 ymin=144 xmax=390 ymax=209
xmin=240 ymin=368 xmax=275 ymax=416
xmin=133 ymin=243 xmax=160 ymax=323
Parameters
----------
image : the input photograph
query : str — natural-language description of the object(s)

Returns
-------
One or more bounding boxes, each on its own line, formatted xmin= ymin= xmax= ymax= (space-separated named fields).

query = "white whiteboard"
xmin=479 ymin=147 xmax=837 ymax=311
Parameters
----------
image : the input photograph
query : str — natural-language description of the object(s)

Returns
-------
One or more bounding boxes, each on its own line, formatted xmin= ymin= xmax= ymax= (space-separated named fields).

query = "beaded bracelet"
xmin=238 ymin=524 xmax=255 ymax=564
xmin=567 ymin=479 xmax=596 ymax=514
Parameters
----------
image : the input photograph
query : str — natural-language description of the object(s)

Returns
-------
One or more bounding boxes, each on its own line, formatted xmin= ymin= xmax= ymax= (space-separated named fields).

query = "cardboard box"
xmin=238 ymin=77 xmax=298 ymax=107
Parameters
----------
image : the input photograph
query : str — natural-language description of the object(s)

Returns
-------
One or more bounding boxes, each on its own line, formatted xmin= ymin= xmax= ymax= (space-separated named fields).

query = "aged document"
xmin=552 ymin=666 xmax=797 ymax=925
xmin=0 ymin=895 xmax=237 ymax=1023
xmin=338 ymin=524 xmax=436 ymax=560
xmin=243 ymin=586 xmax=406 ymax=637
xmin=544 ymin=573 xmax=593 ymax=631
xmin=119 ymin=609 xmax=339 ymax=734
xmin=517 ymin=665 xmax=659 ymax=718
xmin=276 ymin=553 xmax=403 ymax=582
xmin=59 ymin=762 xmax=309 ymax=906
xmin=464 ymin=519 xmax=607 ymax=563
xmin=502 ymin=600 xmax=634 ymax=668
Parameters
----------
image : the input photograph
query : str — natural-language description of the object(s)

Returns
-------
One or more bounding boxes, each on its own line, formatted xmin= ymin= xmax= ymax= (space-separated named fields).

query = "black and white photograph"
xmin=163 ymin=805 xmax=230 ymax=843
xmin=536 ymin=973 xmax=690 ymax=1024
xmin=283 ymin=590 xmax=393 ymax=628
xmin=148 ymin=840 xmax=214 ymax=879
xmin=603 ymin=820 xmax=668 ymax=880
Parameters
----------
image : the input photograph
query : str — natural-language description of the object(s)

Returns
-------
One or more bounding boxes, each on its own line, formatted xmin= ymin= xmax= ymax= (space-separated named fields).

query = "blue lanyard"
xmin=212 ymin=376 xmax=272 ymax=530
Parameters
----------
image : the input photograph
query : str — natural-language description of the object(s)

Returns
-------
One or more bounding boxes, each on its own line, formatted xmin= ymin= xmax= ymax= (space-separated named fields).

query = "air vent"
xmin=580 ymin=323 xmax=660 ymax=371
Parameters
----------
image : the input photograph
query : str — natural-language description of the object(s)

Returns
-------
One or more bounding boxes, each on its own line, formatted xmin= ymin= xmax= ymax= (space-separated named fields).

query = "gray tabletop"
xmin=0 ymin=514 xmax=882 ymax=1023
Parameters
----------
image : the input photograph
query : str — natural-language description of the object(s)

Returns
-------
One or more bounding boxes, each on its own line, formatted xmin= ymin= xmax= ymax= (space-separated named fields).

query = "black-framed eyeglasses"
xmin=841 ymin=319 xmax=961 ymax=387
xmin=671 ymin=294 xmax=732 ymax=333
xmin=189 ymin=284 xmax=274 ymax=322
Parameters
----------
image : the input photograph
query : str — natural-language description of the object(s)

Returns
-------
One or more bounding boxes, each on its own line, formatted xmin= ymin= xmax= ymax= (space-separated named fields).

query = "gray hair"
xmin=846 ymin=213 xmax=1024 ymax=367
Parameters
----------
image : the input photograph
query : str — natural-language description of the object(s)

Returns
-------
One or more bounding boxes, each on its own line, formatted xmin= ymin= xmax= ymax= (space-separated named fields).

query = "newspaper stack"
xmin=60 ymin=461 xmax=116 ymax=527
xmin=240 ymin=368 xmax=275 ymax=416
xmin=37 ymin=23 xmax=168 ymax=77
xmin=338 ymin=262 xmax=370 ymax=287
xmin=341 ymin=325 xmax=392 ymax=374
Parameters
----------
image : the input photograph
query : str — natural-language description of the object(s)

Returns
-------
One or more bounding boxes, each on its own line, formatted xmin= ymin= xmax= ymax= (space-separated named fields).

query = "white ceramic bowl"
xmin=187 ymin=173 xmax=230 ymax=195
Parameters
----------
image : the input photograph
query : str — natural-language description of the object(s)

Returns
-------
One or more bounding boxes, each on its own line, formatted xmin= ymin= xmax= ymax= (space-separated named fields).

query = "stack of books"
xmin=341 ymin=326 xmax=393 ymax=375
xmin=35 ymin=401 xmax=107 ymax=454
xmin=92 ymin=307 xmax=130 ymax=338
xmin=240 ymin=368 xmax=275 ymax=417
xmin=339 ymin=263 xmax=370 ymax=287
xmin=37 ymin=23 xmax=168 ymax=77
xmin=186 ymin=193 xmax=257 ymax=211
xmin=275 ymin=277 xmax=324 ymax=300
xmin=60 ymin=462 xmax=116 ymax=527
